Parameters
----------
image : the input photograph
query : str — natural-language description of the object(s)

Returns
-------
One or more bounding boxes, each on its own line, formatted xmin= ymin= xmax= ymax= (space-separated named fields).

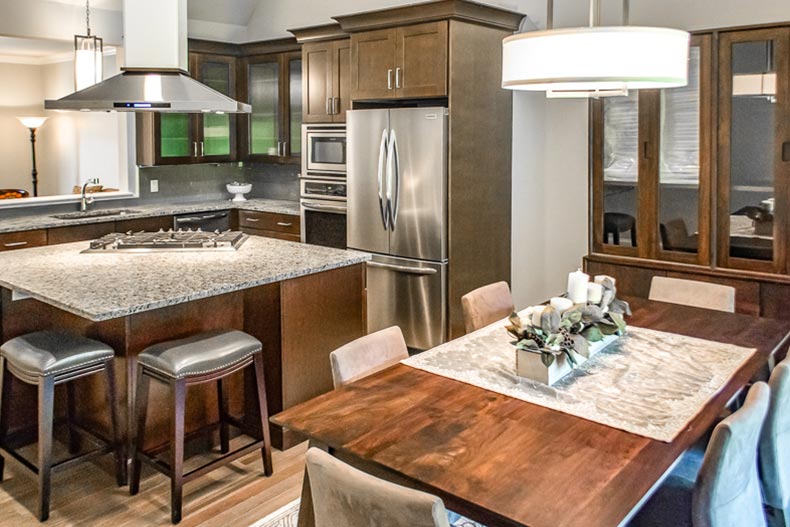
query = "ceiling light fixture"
xmin=502 ymin=0 xmax=690 ymax=98
xmin=74 ymin=0 xmax=103 ymax=91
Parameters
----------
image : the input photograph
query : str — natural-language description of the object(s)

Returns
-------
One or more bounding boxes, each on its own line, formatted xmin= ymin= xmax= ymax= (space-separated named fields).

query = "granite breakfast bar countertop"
xmin=0 ymin=236 xmax=369 ymax=321
xmin=0 ymin=198 xmax=300 ymax=234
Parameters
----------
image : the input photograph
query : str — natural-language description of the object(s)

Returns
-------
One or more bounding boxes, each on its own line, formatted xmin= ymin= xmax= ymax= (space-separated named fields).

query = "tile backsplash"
xmin=138 ymin=163 xmax=300 ymax=203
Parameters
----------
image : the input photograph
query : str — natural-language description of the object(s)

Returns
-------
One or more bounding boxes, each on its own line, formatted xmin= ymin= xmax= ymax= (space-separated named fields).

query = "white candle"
xmin=587 ymin=283 xmax=603 ymax=304
xmin=567 ymin=269 xmax=589 ymax=304
xmin=550 ymin=297 xmax=574 ymax=314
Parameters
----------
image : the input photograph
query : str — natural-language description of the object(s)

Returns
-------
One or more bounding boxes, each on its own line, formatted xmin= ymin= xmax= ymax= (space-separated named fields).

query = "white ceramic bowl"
xmin=226 ymin=183 xmax=252 ymax=202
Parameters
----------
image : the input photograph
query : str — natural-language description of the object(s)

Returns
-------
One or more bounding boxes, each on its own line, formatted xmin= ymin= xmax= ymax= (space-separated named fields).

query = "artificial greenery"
xmin=505 ymin=276 xmax=630 ymax=369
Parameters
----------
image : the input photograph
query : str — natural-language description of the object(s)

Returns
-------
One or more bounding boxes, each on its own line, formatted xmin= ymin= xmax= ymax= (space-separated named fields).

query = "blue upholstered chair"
xmin=629 ymin=382 xmax=770 ymax=527
xmin=760 ymin=357 xmax=790 ymax=527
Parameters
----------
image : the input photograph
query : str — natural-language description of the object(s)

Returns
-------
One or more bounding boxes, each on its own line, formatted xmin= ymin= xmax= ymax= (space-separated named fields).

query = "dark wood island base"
xmin=0 ymin=263 xmax=366 ymax=467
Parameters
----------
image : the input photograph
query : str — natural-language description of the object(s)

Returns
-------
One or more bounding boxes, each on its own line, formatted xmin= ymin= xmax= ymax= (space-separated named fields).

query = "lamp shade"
xmin=502 ymin=26 xmax=690 ymax=96
xmin=17 ymin=117 xmax=48 ymax=129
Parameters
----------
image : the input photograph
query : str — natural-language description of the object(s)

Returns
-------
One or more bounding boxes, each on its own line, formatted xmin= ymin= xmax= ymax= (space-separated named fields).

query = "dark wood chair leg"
xmin=65 ymin=382 xmax=81 ymax=455
xmin=129 ymin=369 xmax=150 ymax=496
xmin=631 ymin=223 xmax=637 ymax=247
xmin=37 ymin=376 xmax=55 ymax=522
xmin=170 ymin=379 xmax=186 ymax=524
xmin=612 ymin=229 xmax=620 ymax=245
xmin=217 ymin=379 xmax=230 ymax=454
xmin=0 ymin=357 xmax=9 ymax=483
xmin=252 ymin=353 xmax=273 ymax=477
xmin=104 ymin=359 xmax=125 ymax=486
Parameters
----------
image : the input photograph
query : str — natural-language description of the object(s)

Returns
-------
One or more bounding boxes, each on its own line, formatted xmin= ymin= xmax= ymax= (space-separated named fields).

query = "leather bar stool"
xmin=0 ymin=331 xmax=123 ymax=522
xmin=129 ymin=329 xmax=273 ymax=524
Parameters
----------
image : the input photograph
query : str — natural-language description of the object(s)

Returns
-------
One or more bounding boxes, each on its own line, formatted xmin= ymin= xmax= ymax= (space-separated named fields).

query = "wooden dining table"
xmin=271 ymin=298 xmax=790 ymax=527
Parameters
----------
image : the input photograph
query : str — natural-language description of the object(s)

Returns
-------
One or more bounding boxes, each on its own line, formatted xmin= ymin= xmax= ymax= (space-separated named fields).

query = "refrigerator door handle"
xmin=386 ymin=129 xmax=399 ymax=231
xmin=377 ymin=129 xmax=390 ymax=230
xmin=390 ymin=130 xmax=400 ymax=230
xmin=367 ymin=261 xmax=438 ymax=275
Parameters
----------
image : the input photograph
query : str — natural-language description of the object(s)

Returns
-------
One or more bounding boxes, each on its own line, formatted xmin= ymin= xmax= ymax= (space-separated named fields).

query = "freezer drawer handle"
xmin=367 ymin=261 xmax=438 ymax=275
xmin=3 ymin=241 xmax=28 ymax=248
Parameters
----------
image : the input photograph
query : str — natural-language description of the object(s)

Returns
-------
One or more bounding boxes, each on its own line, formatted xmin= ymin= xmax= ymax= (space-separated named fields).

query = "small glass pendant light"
xmin=74 ymin=0 xmax=103 ymax=91
xmin=502 ymin=0 xmax=690 ymax=98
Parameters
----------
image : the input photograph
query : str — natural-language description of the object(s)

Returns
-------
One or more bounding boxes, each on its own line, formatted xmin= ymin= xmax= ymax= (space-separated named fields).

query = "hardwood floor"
xmin=0 ymin=441 xmax=307 ymax=527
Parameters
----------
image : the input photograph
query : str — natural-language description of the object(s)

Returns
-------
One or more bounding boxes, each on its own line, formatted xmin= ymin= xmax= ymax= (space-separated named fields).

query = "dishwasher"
xmin=173 ymin=210 xmax=232 ymax=232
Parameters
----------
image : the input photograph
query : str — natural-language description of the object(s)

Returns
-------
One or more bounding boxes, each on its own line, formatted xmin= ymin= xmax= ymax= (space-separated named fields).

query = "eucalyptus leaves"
xmin=506 ymin=275 xmax=630 ymax=369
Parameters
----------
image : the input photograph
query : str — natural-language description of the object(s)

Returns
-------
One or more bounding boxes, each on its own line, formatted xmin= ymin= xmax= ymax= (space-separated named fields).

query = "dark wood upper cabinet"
xmin=137 ymin=51 xmax=238 ymax=166
xmin=302 ymin=39 xmax=351 ymax=123
xmin=238 ymin=51 xmax=302 ymax=164
xmin=351 ymin=21 xmax=448 ymax=101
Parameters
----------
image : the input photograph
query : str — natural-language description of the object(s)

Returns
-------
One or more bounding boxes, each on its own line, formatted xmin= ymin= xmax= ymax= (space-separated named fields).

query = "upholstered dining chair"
xmin=648 ymin=276 xmax=736 ymax=313
xmin=305 ymin=447 xmax=451 ymax=527
xmin=629 ymin=381 xmax=770 ymax=527
xmin=329 ymin=326 xmax=409 ymax=389
xmin=461 ymin=281 xmax=515 ymax=334
xmin=759 ymin=357 xmax=790 ymax=527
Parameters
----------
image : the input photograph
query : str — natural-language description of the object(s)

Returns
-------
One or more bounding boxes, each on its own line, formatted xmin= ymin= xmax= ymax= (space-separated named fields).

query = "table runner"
xmin=402 ymin=316 xmax=756 ymax=442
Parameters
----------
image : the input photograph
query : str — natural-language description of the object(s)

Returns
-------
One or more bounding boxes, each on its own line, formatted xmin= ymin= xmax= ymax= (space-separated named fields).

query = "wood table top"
xmin=272 ymin=298 xmax=790 ymax=527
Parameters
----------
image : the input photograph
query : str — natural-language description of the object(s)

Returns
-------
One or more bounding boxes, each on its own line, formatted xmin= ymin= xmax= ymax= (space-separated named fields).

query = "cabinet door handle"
xmin=276 ymin=141 xmax=282 ymax=156
xmin=246 ymin=218 xmax=261 ymax=223
xmin=387 ymin=69 xmax=393 ymax=90
xmin=193 ymin=141 xmax=198 ymax=157
xmin=283 ymin=141 xmax=288 ymax=156
xmin=332 ymin=97 xmax=338 ymax=115
xmin=200 ymin=141 xmax=204 ymax=157
xmin=395 ymin=68 xmax=401 ymax=89
xmin=276 ymin=222 xmax=293 ymax=227
xmin=3 ymin=241 xmax=28 ymax=248
xmin=326 ymin=97 xmax=331 ymax=115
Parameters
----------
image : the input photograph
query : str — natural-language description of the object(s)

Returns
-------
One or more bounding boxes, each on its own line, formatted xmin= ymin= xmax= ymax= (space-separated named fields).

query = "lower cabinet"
xmin=238 ymin=210 xmax=301 ymax=242
xmin=48 ymin=223 xmax=116 ymax=245
xmin=585 ymin=256 xmax=789 ymax=320
xmin=0 ymin=230 xmax=47 ymax=252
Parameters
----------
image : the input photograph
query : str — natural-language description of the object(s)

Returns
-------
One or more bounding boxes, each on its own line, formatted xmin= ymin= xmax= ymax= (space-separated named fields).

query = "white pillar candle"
xmin=587 ymin=283 xmax=603 ymax=304
xmin=567 ymin=269 xmax=589 ymax=304
xmin=550 ymin=297 xmax=574 ymax=314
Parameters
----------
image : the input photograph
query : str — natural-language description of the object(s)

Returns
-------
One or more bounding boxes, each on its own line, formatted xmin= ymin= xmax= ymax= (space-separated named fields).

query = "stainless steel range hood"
xmin=45 ymin=0 xmax=250 ymax=114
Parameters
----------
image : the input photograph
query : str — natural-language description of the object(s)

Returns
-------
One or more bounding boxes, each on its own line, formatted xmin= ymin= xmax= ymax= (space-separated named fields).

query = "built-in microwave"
xmin=303 ymin=124 xmax=346 ymax=175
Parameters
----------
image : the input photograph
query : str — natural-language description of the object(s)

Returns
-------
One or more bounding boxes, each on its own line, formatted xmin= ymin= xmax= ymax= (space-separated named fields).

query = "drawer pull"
xmin=246 ymin=218 xmax=261 ymax=222
xmin=4 ymin=241 xmax=28 ymax=248
xmin=276 ymin=222 xmax=293 ymax=227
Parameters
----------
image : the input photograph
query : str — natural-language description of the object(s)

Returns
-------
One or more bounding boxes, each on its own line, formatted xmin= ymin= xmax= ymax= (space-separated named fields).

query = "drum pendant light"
xmin=502 ymin=0 xmax=690 ymax=98
xmin=74 ymin=0 xmax=104 ymax=91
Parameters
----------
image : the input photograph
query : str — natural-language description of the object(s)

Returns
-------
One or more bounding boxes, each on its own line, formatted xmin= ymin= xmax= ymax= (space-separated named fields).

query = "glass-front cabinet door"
xmin=248 ymin=58 xmax=282 ymax=159
xmin=158 ymin=114 xmax=195 ymax=163
xmin=593 ymin=91 xmax=641 ymax=257
xmin=244 ymin=52 xmax=302 ymax=164
xmin=197 ymin=56 xmax=236 ymax=161
xmin=657 ymin=35 xmax=712 ymax=264
xmin=718 ymin=28 xmax=790 ymax=273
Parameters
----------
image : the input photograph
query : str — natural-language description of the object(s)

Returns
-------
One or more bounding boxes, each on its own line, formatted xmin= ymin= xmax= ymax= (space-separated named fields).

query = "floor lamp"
xmin=17 ymin=117 xmax=49 ymax=197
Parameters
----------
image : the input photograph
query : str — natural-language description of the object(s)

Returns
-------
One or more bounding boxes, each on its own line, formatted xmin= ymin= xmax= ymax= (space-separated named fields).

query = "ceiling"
xmin=0 ymin=36 xmax=74 ymax=58
xmin=48 ymin=0 xmax=258 ymax=26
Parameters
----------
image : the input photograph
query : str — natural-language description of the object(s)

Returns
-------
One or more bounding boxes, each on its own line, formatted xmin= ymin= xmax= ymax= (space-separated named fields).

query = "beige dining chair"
xmin=329 ymin=326 xmax=409 ymax=389
xmin=759 ymin=357 xmax=790 ymax=527
xmin=629 ymin=381 xmax=770 ymax=527
xmin=305 ymin=447 xmax=451 ymax=527
xmin=461 ymin=281 xmax=515 ymax=334
xmin=648 ymin=276 xmax=736 ymax=313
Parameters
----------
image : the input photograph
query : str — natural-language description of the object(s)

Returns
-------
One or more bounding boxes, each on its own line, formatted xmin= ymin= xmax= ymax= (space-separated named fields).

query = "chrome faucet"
xmin=80 ymin=178 xmax=99 ymax=212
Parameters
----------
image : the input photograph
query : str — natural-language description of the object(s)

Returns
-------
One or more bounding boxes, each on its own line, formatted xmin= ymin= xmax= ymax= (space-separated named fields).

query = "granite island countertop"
xmin=0 ymin=236 xmax=369 ymax=322
xmin=0 ymin=198 xmax=300 ymax=234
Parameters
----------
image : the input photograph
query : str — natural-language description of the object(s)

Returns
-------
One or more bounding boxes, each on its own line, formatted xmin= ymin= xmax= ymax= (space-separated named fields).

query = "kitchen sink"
xmin=51 ymin=209 xmax=141 ymax=220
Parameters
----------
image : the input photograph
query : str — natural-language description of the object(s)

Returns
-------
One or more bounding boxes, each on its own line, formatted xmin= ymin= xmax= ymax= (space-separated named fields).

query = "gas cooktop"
xmin=83 ymin=229 xmax=248 ymax=253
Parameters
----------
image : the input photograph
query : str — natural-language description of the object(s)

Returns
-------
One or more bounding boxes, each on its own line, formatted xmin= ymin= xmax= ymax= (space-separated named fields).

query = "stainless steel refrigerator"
xmin=348 ymin=107 xmax=448 ymax=351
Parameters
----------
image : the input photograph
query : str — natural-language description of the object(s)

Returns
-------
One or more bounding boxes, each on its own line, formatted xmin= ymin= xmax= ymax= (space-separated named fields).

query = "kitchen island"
xmin=0 ymin=236 xmax=370 ymax=456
